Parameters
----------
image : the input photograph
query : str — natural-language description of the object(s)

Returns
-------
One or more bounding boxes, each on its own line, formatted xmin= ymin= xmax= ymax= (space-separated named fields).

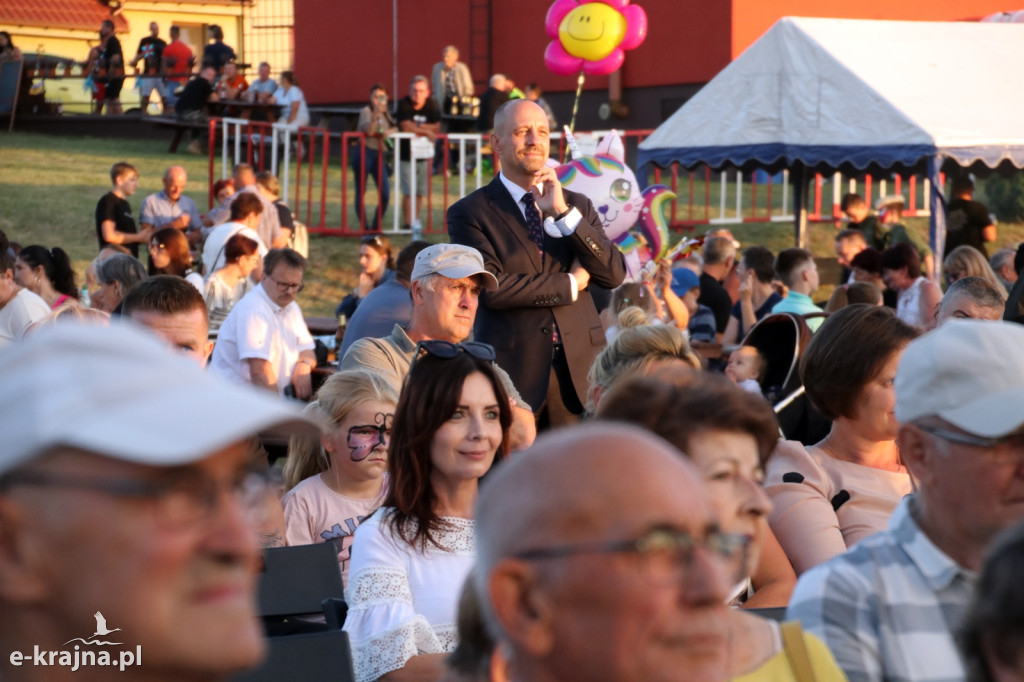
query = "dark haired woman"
xmin=598 ymin=370 xmax=795 ymax=609
xmin=270 ymin=70 xmax=309 ymax=129
xmin=335 ymin=234 xmax=396 ymax=319
xmin=881 ymin=242 xmax=941 ymax=329
xmin=204 ymin=232 xmax=260 ymax=336
xmin=148 ymin=227 xmax=203 ymax=292
xmin=14 ymin=245 xmax=79 ymax=309
xmin=0 ymin=31 xmax=22 ymax=62
xmin=352 ymin=83 xmax=397 ymax=232
xmin=766 ymin=304 xmax=920 ymax=574
xmin=344 ymin=346 xmax=511 ymax=682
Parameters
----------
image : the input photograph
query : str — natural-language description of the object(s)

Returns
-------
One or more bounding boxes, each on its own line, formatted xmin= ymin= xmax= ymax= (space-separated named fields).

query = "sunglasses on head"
xmin=361 ymin=235 xmax=386 ymax=249
xmin=409 ymin=340 xmax=496 ymax=373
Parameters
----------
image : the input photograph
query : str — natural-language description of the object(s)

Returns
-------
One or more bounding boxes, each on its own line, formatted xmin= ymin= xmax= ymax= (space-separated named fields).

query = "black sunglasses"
xmin=361 ymin=235 xmax=386 ymax=249
xmin=409 ymin=340 xmax=496 ymax=373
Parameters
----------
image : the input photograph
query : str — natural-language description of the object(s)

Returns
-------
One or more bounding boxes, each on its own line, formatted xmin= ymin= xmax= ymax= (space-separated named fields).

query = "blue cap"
xmin=670 ymin=267 xmax=701 ymax=298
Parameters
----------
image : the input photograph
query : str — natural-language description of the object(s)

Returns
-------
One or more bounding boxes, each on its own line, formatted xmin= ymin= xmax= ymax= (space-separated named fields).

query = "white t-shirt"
xmin=273 ymin=85 xmax=310 ymax=128
xmin=201 ymin=221 xmax=267 ymax=278
xmin=209 ymin=282 xmax=314 ymax=393
xmin=282 ymin=473 xmax=389 ymax=587
xmin=0 ymin=289 xmax=50 ymax=348
xmin=185 ymin=271 xmax=204 ymax=294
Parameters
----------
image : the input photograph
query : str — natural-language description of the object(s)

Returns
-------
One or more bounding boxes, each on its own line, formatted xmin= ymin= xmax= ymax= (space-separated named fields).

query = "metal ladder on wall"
xmin=468 ymin=0 xmax=490 ymax=88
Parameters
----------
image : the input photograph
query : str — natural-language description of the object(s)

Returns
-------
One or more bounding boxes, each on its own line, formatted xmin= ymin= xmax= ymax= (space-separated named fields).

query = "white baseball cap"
xmin=894 ymin=320 xmax=1024 ymax=437
xmin=0 ymin=322 xmax=321 ymax=475
xmin=411 ymin=243 xmax=499 ymax=290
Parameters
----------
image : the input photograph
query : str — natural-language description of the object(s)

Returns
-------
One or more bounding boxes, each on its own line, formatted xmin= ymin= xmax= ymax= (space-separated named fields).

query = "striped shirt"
xmin=787 ymin=495 xmax=976 ymax=682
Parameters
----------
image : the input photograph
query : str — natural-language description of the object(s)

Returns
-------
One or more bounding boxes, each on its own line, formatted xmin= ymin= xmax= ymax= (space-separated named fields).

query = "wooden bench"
xmin=149 ymin=116 xmax=209 ymax=153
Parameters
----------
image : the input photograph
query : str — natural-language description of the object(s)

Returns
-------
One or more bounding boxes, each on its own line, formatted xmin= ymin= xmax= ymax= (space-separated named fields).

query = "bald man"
xmin=475 ymin=423 xmax=736 ymax=682
xmin=140 ymin=165 xmax=203 ymax=245
xmin=447 ymin=99 xmax=625 ymax=425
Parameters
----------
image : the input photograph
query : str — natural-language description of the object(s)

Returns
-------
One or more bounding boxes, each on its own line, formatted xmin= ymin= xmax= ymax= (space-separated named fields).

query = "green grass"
xmin=0 ymin=131 xmax=445 ymax=316
xmin=3 ymin=130 xmax=1023 ymax=315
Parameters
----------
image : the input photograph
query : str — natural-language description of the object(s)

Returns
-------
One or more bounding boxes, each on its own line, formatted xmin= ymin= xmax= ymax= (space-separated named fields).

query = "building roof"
xmin=0 ymin=0 xmax=130 ymax=33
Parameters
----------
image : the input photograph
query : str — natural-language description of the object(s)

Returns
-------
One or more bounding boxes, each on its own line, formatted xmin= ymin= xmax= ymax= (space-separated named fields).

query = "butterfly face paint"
xmin=346 ymin=412 xmax=394 ymax=462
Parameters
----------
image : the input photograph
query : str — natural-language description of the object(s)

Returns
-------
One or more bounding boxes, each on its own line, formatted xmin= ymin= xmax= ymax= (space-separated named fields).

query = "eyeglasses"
xmin=409 ymin=340 xmax=496 ymax=373
xmin=373 ymin=94 xmax=388 ymax=102
xmin=266 ymin=274 xmax=304 ymax=293
xmin=149 ymin=242 xmax=167 ymax=251
xmin=361 ymin=235 xmax=386 ymax=249
xmin=512 ymin=527 xmax=750 ymax=586
xmin=0 ymin=469 xmax=272 ymax=530
xmin=916 ymin=423 xmax=1024 ymax=451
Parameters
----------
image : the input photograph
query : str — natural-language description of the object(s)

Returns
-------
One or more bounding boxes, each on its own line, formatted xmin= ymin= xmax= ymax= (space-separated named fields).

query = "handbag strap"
xmin=781 ymin=621 xmax=817 ymax=682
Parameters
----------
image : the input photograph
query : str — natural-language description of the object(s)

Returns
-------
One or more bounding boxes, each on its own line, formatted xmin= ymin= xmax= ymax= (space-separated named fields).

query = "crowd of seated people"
xmin=7 ymin=141 xmax=1024 ymax=682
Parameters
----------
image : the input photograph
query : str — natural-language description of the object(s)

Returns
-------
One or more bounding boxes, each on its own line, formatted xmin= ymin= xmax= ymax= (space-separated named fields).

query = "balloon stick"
xmin=568 ymin=71 xmax=585 ymax=134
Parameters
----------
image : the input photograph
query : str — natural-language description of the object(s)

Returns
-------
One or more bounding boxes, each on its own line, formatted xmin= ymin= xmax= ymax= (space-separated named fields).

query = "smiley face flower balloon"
xmin=544 ymin=0 xmax=648 ymax=76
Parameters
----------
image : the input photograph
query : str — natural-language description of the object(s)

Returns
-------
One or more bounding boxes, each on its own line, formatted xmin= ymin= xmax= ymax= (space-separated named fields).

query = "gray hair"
xmin=413 ymin=272 xmax=443 ymax=293
xmin=991 ymin=248 xmax=1016 ymax=275
xmin=489 ymin=73 xmax=506 ymax=87
xmin=410 ymin=74 xmax=429 ymax=87
xmin=941 ymin=276 xmax=1006 ymax=312
xmin=702 ymin=235 xmax=737 ymax=265
xmin=97 ymin=254 xmax=147 ymax=291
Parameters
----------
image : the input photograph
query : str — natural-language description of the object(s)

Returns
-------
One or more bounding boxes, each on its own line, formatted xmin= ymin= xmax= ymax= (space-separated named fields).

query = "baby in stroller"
xmin=725 ymin=345 xmax=766 ymax=396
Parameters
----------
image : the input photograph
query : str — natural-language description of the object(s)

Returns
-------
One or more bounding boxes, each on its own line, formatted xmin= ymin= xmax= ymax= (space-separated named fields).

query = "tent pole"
xmin=928 ymin=155 xmax=947 ymax=280
xmin=793 ymin=163 xmax=808 ymax=248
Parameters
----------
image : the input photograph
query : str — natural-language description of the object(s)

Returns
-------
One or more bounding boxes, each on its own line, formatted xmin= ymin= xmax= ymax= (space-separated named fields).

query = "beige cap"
xmin=894 ymin=320 xmax=1024 ymax=437
xmin=411 ymin=243 xmax=498 ymax=290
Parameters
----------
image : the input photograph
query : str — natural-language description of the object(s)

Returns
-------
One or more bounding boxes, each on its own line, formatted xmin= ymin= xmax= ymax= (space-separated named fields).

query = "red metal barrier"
xmin=207 ymin=122 xmax=937 ymax=237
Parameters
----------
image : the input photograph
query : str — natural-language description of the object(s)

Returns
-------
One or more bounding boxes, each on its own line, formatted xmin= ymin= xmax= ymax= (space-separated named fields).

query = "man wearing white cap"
xmin=341 ymin=242 xmax=536 ymax=449
xmin=788 ymin=320 xmax=1024 ymax=682
xmin=0 ymin=322 xmax=318 ymax=681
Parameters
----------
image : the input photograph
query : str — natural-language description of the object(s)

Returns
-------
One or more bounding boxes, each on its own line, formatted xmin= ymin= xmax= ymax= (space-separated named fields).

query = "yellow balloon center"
xmin=559 ymin=4 xmax=626 ymax=62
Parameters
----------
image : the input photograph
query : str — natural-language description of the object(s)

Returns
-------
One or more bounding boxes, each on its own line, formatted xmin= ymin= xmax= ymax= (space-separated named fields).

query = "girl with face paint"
xmin=281 ymin=369 xmax=399 ymax=586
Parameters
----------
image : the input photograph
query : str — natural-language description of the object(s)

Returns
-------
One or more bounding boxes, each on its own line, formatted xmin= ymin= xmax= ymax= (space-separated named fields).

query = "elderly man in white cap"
xmin=788 ymin=320 xmax=1024 ymax=682
xmin=341 ymin=242 xmax=536 ymax=449
xmin=0 ymin=323 xmax=317 ymax=682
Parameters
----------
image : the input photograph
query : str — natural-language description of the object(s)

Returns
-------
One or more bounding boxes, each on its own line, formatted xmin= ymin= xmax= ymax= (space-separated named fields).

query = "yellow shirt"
xmin=733 ymin=630 xmax=847 ymax=682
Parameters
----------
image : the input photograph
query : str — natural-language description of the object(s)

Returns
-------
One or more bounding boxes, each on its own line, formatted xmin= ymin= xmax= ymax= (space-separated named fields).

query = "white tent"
xmin=637 ymin=17 xmax=1024 ymax=257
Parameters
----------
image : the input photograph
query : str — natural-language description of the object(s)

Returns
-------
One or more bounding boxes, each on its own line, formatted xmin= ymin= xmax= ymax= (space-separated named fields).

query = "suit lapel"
xmin=484 ymin=178 xmax=544 ymax=272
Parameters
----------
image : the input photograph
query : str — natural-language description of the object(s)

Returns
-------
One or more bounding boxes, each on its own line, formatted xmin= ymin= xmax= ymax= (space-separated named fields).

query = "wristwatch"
xmin=551 ymin=207 xmax=572 ymax=221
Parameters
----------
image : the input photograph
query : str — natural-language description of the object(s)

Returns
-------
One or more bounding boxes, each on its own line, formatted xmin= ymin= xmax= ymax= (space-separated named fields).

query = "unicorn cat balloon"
xmin=555 ymin=130 xmax=674 ymax=279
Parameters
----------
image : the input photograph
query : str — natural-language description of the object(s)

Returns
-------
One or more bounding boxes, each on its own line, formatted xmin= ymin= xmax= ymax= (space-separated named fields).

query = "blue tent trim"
xmin=637 ymin=143 xmax=1024 ymax=172
xmin=637 ymin=143 xmax=937 ymax=171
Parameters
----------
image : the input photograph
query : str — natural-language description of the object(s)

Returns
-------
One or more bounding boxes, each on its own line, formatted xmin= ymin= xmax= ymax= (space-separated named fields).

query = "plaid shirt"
xmin=787 ymin=495 xmax=976 ymax=682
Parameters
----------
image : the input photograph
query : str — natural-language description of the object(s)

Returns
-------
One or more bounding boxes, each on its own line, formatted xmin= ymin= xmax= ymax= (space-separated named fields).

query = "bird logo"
xmin=63 ymin=612 xmax=123 ymax=646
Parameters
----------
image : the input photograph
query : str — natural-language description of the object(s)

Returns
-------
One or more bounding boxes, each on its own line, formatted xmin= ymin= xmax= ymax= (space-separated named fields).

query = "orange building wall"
xmin=731 ymin=0 xmax=1013 ymax=58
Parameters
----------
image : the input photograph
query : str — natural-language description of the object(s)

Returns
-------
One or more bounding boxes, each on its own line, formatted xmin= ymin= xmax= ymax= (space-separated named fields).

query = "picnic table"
xmin=308 ymin=106 xmax=363 ymax=131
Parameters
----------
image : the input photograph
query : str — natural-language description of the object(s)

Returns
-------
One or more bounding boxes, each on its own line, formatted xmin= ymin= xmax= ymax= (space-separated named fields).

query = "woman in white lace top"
xmin=344 ymin=343 xmax=511 ymax=682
